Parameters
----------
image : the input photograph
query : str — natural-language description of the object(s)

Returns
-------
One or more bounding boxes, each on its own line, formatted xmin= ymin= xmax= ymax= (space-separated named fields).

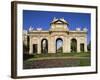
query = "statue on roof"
xmin=29 ymin=26 xmax=33 ymax=31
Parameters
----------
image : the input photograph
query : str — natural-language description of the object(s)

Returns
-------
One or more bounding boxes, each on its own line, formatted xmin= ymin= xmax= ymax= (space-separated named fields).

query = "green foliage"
xmin=57 ymin=47 xmax=63 ymax=53
xmin=23 ymin=43 xmax=29 ymax=53
xmin=87 ymin=41 xmax=91 ymax=51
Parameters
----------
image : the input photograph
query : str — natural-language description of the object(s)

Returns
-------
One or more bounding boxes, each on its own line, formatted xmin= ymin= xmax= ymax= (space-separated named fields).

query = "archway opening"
xmin=41 ymin=39 xmax=48 ymax=54
xmin=56 ymin=38 xmax=63 ymax=53
xmin=71 ymin=38 xmax=77 ymax=52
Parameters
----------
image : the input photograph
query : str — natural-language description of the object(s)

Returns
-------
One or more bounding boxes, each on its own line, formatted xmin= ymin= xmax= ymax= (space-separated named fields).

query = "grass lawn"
xmin=25 ymin=52 xmax=90 ymax=60
xmin=23 ymin=52 xmax=91 ymax=69
xmin=38 ymin=52 xmax=90 ymax=57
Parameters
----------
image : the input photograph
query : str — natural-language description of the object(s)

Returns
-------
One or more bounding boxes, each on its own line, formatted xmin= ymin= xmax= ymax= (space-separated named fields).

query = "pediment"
xmin=53 ymin=20 xmax=66 ymax=24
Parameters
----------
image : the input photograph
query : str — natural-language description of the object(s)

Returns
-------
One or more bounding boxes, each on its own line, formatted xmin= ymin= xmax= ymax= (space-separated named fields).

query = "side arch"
xmin=41 ymin=38 xmax=48 ymax=54
xmin=71 ymin=38 xmax=77 ymax=52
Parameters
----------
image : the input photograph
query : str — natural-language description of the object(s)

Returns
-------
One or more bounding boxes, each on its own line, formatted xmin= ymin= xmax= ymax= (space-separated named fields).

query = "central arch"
xmin=56 ymin=38 xmax=63 ymax=53
xmin=41 ymin=39 xmax=48 ymax=54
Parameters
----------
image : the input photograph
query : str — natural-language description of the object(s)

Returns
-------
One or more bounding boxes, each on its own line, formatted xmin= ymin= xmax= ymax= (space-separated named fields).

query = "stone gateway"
xmin=23 ymin=18 xmax=87 ymax=54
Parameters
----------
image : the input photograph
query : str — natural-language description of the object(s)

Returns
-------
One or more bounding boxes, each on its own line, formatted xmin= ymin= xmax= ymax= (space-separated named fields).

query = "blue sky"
xmin=57 ymin=40 xmax=63 ymax=49
xmin=23 ymin=10 xmax=91 ymax=44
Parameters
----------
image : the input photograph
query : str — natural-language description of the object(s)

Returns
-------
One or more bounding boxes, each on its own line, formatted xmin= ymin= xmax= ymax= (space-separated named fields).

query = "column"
xmin=50 ymin=37 xmax=55 ymax=53
xmin=37 ymin=38 xmax=41 ymax=54
xmin=53 ymin=38 xmax=56 ymax=53
xmin=77 ymin=38 xmax=80 ymax=52
xmin=63 ymin=37 xmax=68 ymax=53
xmin=67 ymin=38 xmax=71 ymax=53
xmin=29 ymin=36 xmax=33 ymax=54
xmin=48 ymin=37 xmax=51 ymax=53
xmin=84 ymin=38 xmax=87 ymax=52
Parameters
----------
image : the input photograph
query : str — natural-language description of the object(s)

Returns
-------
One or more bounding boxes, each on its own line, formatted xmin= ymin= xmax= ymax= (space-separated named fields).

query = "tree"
xmin=23 ymin=43 xmax=29 ymax=53
xmin=87 ymin=41 xmax=91 ymax=52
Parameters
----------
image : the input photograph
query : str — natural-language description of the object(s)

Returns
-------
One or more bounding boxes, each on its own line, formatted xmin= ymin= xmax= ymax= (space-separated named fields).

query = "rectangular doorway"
xmin=80 ymin=43 xmax=84 ymax=52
